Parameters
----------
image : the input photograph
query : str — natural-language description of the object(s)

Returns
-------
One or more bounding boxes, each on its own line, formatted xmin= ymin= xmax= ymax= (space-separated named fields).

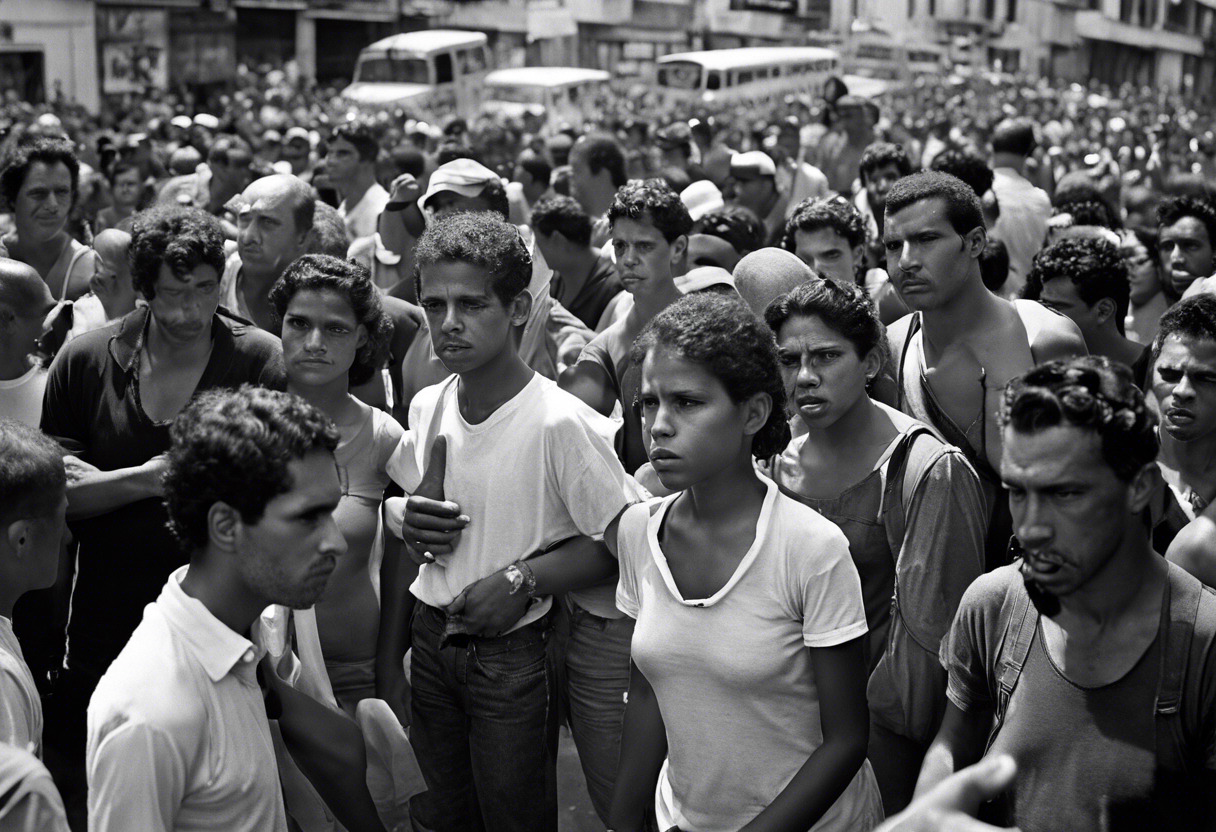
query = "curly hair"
xmin=531 ymin=196 xmax=592 ymax=246
xmin=630 ymin=293 xmax=790 ymax=460
xmin=1023 ymin=237 xmax=1130 ymax=334
xmin=608 ymin=179 xmax=693 ymax=243
xmin=930 ymin=148 xmax=994 ymax=199
xmin=413 ymin=211 xmax=532 ymax=305
xmin=330 ymin=122 xmax=380 ymax=163
xmin=164 ymin=386 xmax=339 ymax=552
xmin=269 ymin=255 xmax=392 ymax=387
xmin=1156 ymin=195 xmax=1216 ymax=248
xmin=0 ymin=419 xmax=65 ymax=524
xmin=782 ymin=196 xmax=866 ymax=252
xmin=1054 ymin=198 xmax=1118 ymax=230
xmin=0 ymin=135 xmax=80 ymax=210
xmin=129 ymin=206 xmax=226 ymax=300
xmin=885 ymin=171 xmax=984 ymax=237
xmin=1152 ymin=294 xmax=1216 ymax=362
xmin=1001 ymin=356 xmax=1158 ymax=482
xmin=859 ymin=141 xmax=913 ymax=184
xmin=693 ymin=206 xmax=767 ymax=257
xmin=572 ymin=133 xmax=627 ymax=189
xmin=764 ymin=277 xmax=888 ymax=366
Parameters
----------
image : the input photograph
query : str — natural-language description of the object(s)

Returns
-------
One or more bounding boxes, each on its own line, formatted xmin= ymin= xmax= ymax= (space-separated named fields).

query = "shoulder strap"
xmin=986 ymin=576 xmax=1037 ymax=754
xmin=887 ymin=313 xmax=921 ymax=410
xmin=62 ymin=244 xmax=91 ymax=302
xmin=879 ymin=424 xmax=938 ymax=558
xmin=1155 ymin=563 xmax=1206 ymax=774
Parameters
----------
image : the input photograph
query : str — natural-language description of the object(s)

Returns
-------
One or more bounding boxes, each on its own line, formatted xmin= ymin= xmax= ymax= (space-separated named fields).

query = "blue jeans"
xmin=409 ymin=602 xmax=559 ymax=832
xmin=560 ymin=600 xmax=634 ymax=824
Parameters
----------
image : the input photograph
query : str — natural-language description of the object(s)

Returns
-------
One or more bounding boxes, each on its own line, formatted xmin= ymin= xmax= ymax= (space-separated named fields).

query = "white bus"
xmin=341 ymin=30 xmax=490 ymax=117
xmin=655 ymin=47 xmax=841 ymax=107
xmin=482 ymin=67 xmax=611 ymax=127
xmin=845 ymin=34 xmax=949 ymax=81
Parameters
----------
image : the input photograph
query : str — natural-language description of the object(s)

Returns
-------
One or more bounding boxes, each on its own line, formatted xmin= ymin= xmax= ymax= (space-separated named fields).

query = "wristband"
xmin=516 ymin=560 xmax=539 ymax=598
xmin=384 ymin=200 xmax=414 ymax=212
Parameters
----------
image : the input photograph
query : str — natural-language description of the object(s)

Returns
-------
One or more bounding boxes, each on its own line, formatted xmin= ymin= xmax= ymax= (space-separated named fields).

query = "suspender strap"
xmin=1155 ymin=563 xmax=1203 ymax=774
xmin=988 ymin=578 xmax=1037 ymax=753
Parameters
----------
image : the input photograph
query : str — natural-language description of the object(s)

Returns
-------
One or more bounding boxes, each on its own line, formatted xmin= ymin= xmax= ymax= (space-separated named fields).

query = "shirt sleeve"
xmin=939 ymin=570 xmax=1010 ymax=713
xmin=793 ymin=515 xmax=869 ymax=648
xmin=614 ymin=503 xmax=648 ymax=619
xmin=0 ymin=667 xmax=37 ymax=753
xmin=39 ymin=343 xmax=88 ymax=456
xmin=87 ymin=720 xmax=187 ymax=832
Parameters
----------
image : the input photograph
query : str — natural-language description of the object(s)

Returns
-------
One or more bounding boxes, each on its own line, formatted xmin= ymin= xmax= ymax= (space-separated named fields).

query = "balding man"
xmin=220 ymin=174 xmax=315 ymax=332
xmin=0 ymin=259 xmax=56 ymax=426
xmin=732 ymin=247 xmax=816 ymax=315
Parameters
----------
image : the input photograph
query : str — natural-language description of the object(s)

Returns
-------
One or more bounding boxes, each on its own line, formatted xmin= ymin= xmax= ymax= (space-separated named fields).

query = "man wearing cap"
xmin=328 ymin=122 xmax=390 ymax=244
xmin=725 ymin=151 xmax=788 ymax=245
xmin=281 ymin=127 xmax=313 ymax=180
xmin=655 ymin=123 xmax=706 ymax=182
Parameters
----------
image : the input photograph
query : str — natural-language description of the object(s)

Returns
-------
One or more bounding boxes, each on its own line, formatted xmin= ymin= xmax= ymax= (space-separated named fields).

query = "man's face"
xmin=236 ymin=451 xmax=345 ymax=610
xmin=1159 ymin=216 xmax=1215 ymax=296
xmin=1153 ymin=334 xmax=1216 ymax=443
xmin=282 ymin=139 xmax=310 ymax=172
xmin=111 ymin=168 xmax=142 ymax=208
xmin=794 ymin=226 xmax=859 ymax=284
xmin=281 ymin=288 xmax=367 ymax=389
xmin=211 ymin=150 xmax=253 ymax=195
xmin=838 ymin=105 xmax=869 ymax=138
xmin=686 ymin=233 xmax=742 ymax=272
xmin=148 ymin=262 xmax=221 ymax=345
xmin=776 ymin=128 xmax=800 ymax=163
xmin=1121 ymin=236 xmax=1161 ymax=305
xmin=426 ymin=188 xmax=493 ymax=221
xmin=237 ymin=181 xmax=308 ymax=281
xmin=326 ymin=139 xmax=362 ymax=185
xmin=1037 ymin=277 xmax=1104 ymax=346
xmin=569 ymin=147 xmax=599 ymax=213
xmin=726 ymin=174 xmax=774 ymax=217
xmin=532 ymin=229 xmax=563 ymax=272
xmin=13 ymin=161 xmax=72 ymax=243
xmin=884 ymin=197 xmax=980 ymax=311
xmin=611 ymin=217 xmax=680 ymax=295
xmin=863 ymin=162 xmax=903 ymax=212
xmin=1002 ymin=425 xmax=1143 ymax=605
xmin=418 ymin=260 xmax=529 ymax=375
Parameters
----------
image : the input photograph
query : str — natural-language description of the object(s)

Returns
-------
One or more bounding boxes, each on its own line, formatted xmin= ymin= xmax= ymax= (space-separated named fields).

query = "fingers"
xmin=926 ymin=755 xmax=1017 ymax=816
xmin=405 ymin=495 xmax=465 ymax=524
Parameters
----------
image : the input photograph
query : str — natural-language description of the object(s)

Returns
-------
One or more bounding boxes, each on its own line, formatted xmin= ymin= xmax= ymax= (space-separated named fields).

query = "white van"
xmin=655 ymin=47 xmax=841 ymax=108
xmin=481 ymin=67 xmax=611 ymax=127
xmin=341 ymin=30 xmax=490 ymax=117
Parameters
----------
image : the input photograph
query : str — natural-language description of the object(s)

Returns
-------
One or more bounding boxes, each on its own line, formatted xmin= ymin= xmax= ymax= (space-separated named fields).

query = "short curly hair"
xmin=1 ymin=135 xmax=80 ymax=210
xmin=269 ymin=255 xmax=393 ymax=386
xmin=885 ymin=171 xmax=984 ymax=237
xmin=330 ymin=121 xmax=380 ymax=163
xmin=0 ymin=419 xmax=65 ymax=525
xmin=782 ymin=196 xmax=867 ymax=252
xmin=1023 ymin=237 xmax=1130 ymax=334
xmin=693 ymin=206 xmax=767 ymax=257
xmin=859 ymin=142 xmax=913 ymax=184
xmin=929 ymin=148 xmax=994 ymax=199
xmin=530 ymin=195 xmax=592 ymax=246
xmin=1001 ymin=356 xmax=1158 ymax=482
xmin=765 ymin=277 xmax=888 ymax=366
xmin=1152 ymin=294 xmax=1216 ymax=363
xmin=129 ymin=206 xmax=227 ymax=300
xmin=164 ymin=385 xmax=339 ymax=552
xmin=414 ymin=211 xmax=532 ymax=305
xmin=1156 ymin=195 xmax=1216 ymax=248
xmin=630 ymin=293 xmax=790 ymax=460
xmin=1053 ymin=198 xmax=1118 ymax=230
xmin=608 ymin=179 xmax=693 ymax=243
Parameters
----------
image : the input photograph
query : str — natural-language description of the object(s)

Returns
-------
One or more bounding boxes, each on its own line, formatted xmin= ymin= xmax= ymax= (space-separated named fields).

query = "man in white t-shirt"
xmin=380 ymin=212 xmax=641 ymax=832
xmin=989 ymin=118 xmax=1051 ymax=298
xmin=329 ymin=122 xmax=391 ymax=243
xmin=0 ymin=260 xmax=55 ymax=428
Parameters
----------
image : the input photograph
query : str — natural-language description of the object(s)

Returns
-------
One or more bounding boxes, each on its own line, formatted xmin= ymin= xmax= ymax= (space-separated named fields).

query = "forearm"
xmin=67 ymin=464 xmax=160 ymax=520
xmin=375 ymin=531 xmax=418 ymax=685
xmin=527 ymin=537 xmax=617 ymax=596
xmin=608 ymin=667 xmax=668 ymax=831
xmin=379 ymin=207 xmax=423 ymax=255
xmin=742 ymin=728 xmax=868 ymax=832
xmin=275 ymin=683 xmax=387 ymax=832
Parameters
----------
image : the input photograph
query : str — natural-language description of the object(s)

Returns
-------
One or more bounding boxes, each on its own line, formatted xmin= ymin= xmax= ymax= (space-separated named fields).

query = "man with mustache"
xmin=917 ymin=356 xmax=1216 ymax=832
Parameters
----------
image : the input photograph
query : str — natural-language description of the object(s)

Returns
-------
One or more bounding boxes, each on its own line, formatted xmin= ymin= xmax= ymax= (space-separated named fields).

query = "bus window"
xmin=356 ymin=56 xmax=430 ymax=84
xmin=435 ymin=52 xmax=454 ymax=84
xmin=739 ymin=69 xmax=754 ymax=83
xmin=458 ymin=48 xmax=487 ymax=74
xmin=707 ymin=70 xmax=721 ymax=90
xmin=658 ymin=63 xmax=702 ymax=88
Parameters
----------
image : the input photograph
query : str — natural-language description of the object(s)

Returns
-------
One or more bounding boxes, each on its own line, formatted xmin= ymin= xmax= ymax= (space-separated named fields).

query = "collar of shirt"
xmin=157 ymin=565 xmax=265 ymax=683
xmin=107 ymin=305 xmax=249 ymax=376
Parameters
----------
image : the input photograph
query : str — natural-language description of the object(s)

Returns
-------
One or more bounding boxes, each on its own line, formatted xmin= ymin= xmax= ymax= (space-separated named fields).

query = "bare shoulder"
xmin=558 ymin=360 xmax=615 ymax=416
xmin=1015 ymin=299 xmax=1088 ymax=362
xmin=1167 ymin=512 xmax=1216 ymax=588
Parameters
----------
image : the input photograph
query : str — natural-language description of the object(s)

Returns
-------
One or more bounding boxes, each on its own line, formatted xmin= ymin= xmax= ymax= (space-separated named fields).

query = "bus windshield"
xmin=657 ymin=63 xmax=703 ymax=89
xmin=355 ymin=57 xmax=430 ymax=85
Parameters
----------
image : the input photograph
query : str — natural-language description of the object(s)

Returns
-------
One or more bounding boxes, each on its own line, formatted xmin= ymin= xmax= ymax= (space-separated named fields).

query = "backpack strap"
xmin=1155 ymin=563 xmax=1205 ymax=775
xmin=879 ymin=424 xmax=939 ymax=560
xmin=986 ymin=576 xmax=1037 ymax=753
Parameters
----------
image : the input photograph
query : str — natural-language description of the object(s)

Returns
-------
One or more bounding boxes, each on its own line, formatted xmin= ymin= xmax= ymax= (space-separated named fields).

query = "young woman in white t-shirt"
xmin=608 ymin=293 xmax=883 ymax=832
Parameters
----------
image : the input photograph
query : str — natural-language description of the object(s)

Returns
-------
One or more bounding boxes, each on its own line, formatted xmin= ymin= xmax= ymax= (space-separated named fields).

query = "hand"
xmin=401 ymin=437 xmax=468 ymax=564
xmin=63 ymin=454 xmax=100 ymax=484
xmin=141 ymin=454 xmax=170 ymax=497
xmin=875 ymin=755 xmax=1018 ymax=832
xmin=389 ymin=173 xmax=422 ymax=205
xmin=445 ymin=569 xmax=530 ymax=636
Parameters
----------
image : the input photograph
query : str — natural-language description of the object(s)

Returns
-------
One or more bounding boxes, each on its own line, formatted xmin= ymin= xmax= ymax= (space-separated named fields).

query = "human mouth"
xmin=1021 ymin=551 xmax=1066 ymax=577
xmin=649 ymin=447 xmax=680 ymax=467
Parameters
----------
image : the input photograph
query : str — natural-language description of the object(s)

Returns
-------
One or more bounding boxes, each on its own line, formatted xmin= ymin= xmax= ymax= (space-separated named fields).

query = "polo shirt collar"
xmin=108 ymin=306 xmax=244 ymax=375
xmin=157 ymin=565 xmax=265 ymax=683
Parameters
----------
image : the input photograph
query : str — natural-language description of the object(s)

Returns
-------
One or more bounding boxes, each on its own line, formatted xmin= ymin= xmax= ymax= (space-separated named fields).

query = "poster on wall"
xmin=98 ymin=8 xmax=169 ymax=94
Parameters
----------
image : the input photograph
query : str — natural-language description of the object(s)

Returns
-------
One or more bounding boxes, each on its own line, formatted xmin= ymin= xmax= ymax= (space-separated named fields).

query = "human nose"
xmin=649 ymin=400 xmax=675 ymax=440
xmin=1014 ymin=495 xmax=1053 ymax=550
xmin=320 ymin=513 xmax=348 ymax=559
xmin=898 ymin=242 xmax=917 ymax=272
xmin=440 ymin=303 xmax=461 ymax=334
xmin=1173 ymin=372 xmax=1196 ymax=401
xmin=304 ymin=326 xmax=325 ymax=352
xmin=797 ymin=356 xmax=820 ymax=388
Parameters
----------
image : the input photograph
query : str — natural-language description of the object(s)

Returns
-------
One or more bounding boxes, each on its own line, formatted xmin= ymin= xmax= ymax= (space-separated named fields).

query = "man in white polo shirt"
xmin=86 ymin=386 xmax=386 ymax=832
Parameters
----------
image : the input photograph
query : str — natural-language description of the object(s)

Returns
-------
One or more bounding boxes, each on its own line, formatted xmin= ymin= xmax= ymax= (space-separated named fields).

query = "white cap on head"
xmin=681 ymin=180 xmax=724 ymax=221
xmin=730 ymin=151 xmax=777 ymax=179
xmin=421 ymin=158 xmax=503 ymax=209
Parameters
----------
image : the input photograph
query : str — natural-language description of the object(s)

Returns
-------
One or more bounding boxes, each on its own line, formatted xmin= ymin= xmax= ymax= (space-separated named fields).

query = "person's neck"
xmin=99 ymin=289 xmax=138 ymax=322
xmin=992 ymin=153 xmax=1026 ymax=174
xmin=919 ymin=272 xmax=998 ymax=345
xmin=288 ymin=374 xmax=354 ymax=424
xmin=147 ymin=313 xmax=213 ymax=364
xmin=178 ymin=556 xmax=265 ymax=639
xmin=1087 ymin=326 xmax=1145 ymax=369
xmin=338 ymin=170 xmax=376 ymax=206
xmin=1160 ymin=429 xmax=1216 ymax=497
xmin=683 ymin=449 xmax=768 ymax=526
xmin=455 ymin=348 xmax=534 ymax=423
xmin=804 ymin=393 xmax=884 ymax=449
xmin=1131 ymin=288 xmax=1163 ymax=310
xmin=240 ymin=263 xmax=282 ymax=300
xmin=0 ymin=351 xmax=34 ymax=382
xmin=560 ymin=247 xmax=600 ymax=300
xmin=1057 ymin=533 xmax=1162 ymax=625
xmin=625 ymin=275 xmax=682 ymax=332
xmin=7 ymin=230 xmax=67 ymax=278
xmin=112 ymin=203 xmax=136 ymax=219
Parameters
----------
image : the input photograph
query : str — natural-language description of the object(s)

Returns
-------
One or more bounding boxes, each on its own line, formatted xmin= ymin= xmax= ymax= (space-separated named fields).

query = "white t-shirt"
xmin=0 ymin=365 xmax=47 ymax=428
xmin=340 ymin=183 xmax=391 ymax=243
xmin=385 ymin=372 xmax=642 ymax=631
xmin=616 ymin=479 xmax=883 ymax=832
xmin=0 ymin=617 xmax=42 ymax=757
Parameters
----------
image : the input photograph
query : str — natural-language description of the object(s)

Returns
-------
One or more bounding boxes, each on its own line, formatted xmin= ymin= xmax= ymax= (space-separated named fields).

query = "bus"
xmin=341 ymin=30 xmax=490 ymax=117
xmin=844 ymin=33 xmax=949 ymax=81
xmin=482 ymin=67 xmax=611 ymax=127
xmin=655 ymin=47 xmax=841 ymax=107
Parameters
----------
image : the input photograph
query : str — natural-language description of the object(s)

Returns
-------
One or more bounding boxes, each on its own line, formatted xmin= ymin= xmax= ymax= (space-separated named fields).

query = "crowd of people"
xmin=0 ymin=61 xmax=1215 ymax=832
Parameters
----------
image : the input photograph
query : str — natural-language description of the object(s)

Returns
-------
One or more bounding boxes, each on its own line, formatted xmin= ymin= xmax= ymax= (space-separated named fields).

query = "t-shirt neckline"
xmin=646 ymin=477 xmax=777 ymax=607
xmin=450 ymin=371 xmax=539 ymax=434
xmin=0 ymin=363 xmax=42 ymax=389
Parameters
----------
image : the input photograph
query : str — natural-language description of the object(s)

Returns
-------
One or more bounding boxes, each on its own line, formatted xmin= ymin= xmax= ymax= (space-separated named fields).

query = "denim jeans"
xmin=560 ymin=600 xmax=634 ymax=824
xmin=409 ymin=602 xmax=559 ymax=832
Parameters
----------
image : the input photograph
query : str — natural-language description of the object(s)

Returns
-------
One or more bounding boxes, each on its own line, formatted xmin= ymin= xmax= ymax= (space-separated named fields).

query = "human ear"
xmin=670 ymin=235 xmax=688 ymax=266
xmin=6 ymin=520 xmax=30 ymax=557
xmin=861 ymin=347 xmax=883 ymax=385
xmin=742 ymin=391 xmax=773 ymax=439
xmin=356 ymin=324 xmax=368 ymax=349
xmin=1127 ymin=462 xmax=1158 ymax=515
xmin=966 ymin=226 xmax=987 ymax=258
xmin=1094 ymin=298 xmax=1116 ymax=324
xmin=509 ymin=290 xmax=533 ymax=327
xmin=208 ymin=502 xmax=241 ymax=552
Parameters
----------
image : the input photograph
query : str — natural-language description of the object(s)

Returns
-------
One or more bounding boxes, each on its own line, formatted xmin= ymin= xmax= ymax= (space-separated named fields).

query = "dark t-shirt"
xmin=942 ymin=566 xmax=1216 ymax=831
xmin=40 ymin=306 xmax=286 ymax=677
xmin=551 ymin=252 xmax=623 ymax=330
xmin=577 ymin=320 xmax=646 ymax=474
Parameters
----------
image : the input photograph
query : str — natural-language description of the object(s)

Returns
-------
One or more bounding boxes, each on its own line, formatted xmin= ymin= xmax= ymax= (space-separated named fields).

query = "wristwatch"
xmin=504 ymin=564 xmax=526 ymax=595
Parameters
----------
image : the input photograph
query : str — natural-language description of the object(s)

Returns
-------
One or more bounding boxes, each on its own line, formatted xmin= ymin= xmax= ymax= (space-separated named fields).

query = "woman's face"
xmin=776 ymin=314 xmax=879 ymax=430
xmin=1122 ymin=236 xmax=1161 ymax=305
xmin=281 ymin=288 xmax=367 ymax=390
